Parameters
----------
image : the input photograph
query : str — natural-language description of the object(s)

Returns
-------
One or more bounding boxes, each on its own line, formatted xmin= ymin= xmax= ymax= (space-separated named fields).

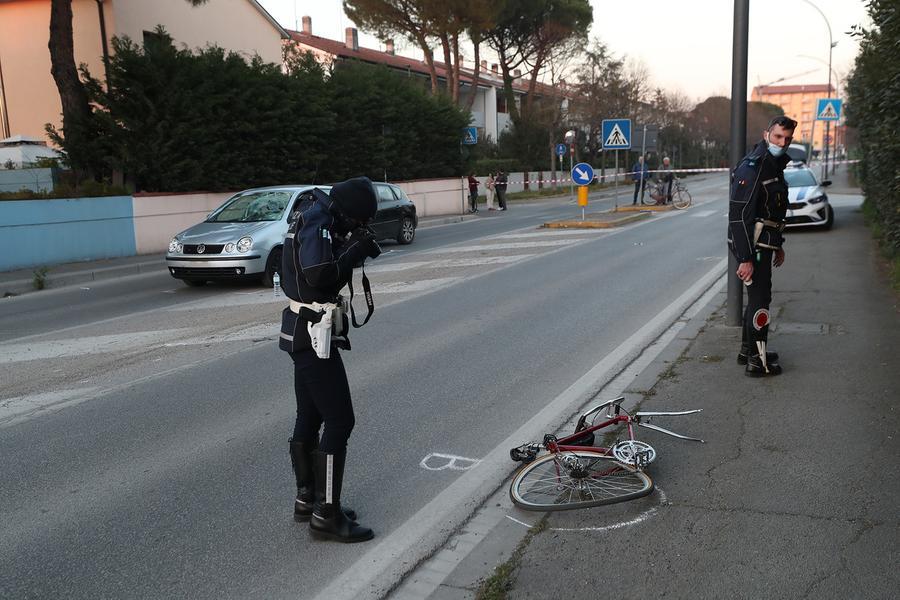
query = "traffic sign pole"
xmin=640 ymin=125 xmax=648 ymax=203
xmin=569 ymin=145 xmax=574 ymax=201
xmin=614 ymin=150 xmax=619 ymax=210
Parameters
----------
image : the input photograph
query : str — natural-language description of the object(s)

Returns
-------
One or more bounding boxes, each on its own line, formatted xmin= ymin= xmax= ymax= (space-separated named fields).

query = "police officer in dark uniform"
xmin=279 ymin=177 xmax=381 ymax=542
xmin=728 ymin=115 xmax=797 ymax=377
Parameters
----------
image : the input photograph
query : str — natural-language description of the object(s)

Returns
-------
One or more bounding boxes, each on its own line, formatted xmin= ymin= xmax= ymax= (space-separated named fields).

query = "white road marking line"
xmin=424 ymin=240 xmax=572 ymax=253
xmin=166 ymin=290 xmax=282 ymax=311
xmin=364 ymin=261 xmax=432 ymax=273
xmin=313 ymin=259 xmax=728 ymax=600
xmin=430 ymin=255 xmax=533 ymax=268
xmin=0 ymin=387 xmax=102 ymax=423
xmin=420 ymin=453 xmax=482 ymax=471
xmin=372 ymin=277 xmax=460 ymax=294
xmin=161 ymin=322 xmax=278 ymax=347
xmin=0 ymin=329 xmax=189 ymax=364
xmin=690 ymin=210 xmax=717 ymax=217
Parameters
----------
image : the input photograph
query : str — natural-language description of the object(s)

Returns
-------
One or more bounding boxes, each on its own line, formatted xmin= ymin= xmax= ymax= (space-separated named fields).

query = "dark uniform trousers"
xmin=728 ymin=140 xmax=789 ymax=356
xmin=743 ymin=249 xmax=773 ymax=348
xmin=290 ymin=349 xmax=355 ymax=454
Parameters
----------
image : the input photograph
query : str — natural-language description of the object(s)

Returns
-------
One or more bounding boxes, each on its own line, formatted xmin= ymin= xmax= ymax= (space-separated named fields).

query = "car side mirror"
xmin=821 ymin=180 xmax=832 ymax=187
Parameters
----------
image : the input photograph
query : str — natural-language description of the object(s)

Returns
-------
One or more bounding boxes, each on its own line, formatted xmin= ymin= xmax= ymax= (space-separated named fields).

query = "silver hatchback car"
xmin=165 ymin=183 xmax=417 ymax=286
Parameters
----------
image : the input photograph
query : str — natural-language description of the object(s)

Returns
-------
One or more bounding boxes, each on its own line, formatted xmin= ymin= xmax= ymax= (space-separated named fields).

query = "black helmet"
xmin=329 ymin=177 xmax=377 ymax=225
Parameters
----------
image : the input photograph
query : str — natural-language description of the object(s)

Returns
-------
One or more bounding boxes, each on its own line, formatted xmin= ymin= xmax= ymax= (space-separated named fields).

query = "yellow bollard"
xmin=577 ymin=186 xmax=588 ymax=206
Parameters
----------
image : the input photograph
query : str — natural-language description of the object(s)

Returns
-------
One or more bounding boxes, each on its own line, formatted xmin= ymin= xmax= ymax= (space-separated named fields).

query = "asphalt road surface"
xmin=0 ymin=174 xmax=731 ymax=598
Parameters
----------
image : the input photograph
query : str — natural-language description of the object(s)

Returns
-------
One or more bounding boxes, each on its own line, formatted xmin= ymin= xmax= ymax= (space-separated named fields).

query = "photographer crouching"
xmin=279 ymin=177 xmax=381 ymax=543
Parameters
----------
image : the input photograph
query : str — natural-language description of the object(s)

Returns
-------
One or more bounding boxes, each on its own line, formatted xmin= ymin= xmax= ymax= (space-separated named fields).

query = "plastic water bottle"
xmin=273 ymin=271 xmax=281 ymax=299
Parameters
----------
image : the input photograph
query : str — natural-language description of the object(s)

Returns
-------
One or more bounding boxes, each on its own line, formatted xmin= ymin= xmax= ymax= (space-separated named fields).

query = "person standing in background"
xmin=631 ymin=156 xmax=649 ymax=205
xmin=495 ymin=171 xmax=508 ymax=211
xmin=467 ymin=173 xmax=479 ymax=213
xmin=485 ymin=172 xmax=496 ymax=210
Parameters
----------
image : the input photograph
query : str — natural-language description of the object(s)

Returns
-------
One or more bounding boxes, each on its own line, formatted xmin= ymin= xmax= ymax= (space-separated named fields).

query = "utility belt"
xmin=753 ymin=219 xmax=785 ymax=251
xmin=285 ymin=267 xmax=375 ymax=359
xmin=289 ymin=298 xmax=346 ymax=359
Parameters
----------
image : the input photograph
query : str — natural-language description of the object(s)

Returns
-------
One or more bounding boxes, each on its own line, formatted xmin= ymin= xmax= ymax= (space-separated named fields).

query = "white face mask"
xmin=766 ymin=132 xmax=785 ymax=157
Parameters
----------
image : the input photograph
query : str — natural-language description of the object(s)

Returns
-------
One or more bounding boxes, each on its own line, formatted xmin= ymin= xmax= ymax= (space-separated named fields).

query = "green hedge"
xmin=61 ymin=30 xmax=472 ymax=193
xmin=846 ymin=1 xmax=900 ymax=255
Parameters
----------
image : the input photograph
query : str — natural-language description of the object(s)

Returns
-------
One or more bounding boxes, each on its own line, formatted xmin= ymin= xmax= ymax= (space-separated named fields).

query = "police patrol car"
xmin=784 ymin=164 xmax=834 ymax=230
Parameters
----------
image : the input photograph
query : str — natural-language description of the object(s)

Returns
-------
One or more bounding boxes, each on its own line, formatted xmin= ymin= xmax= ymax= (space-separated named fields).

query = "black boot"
xmin=309 ymin=450 xmax=374 ymax=543
xmin=737 ymin=344 xmax=779 ymax=365
xmin=745 ymin=353 xmax=782 ymax=377
xmin=289 ymin=440 xmax=357 ymax=523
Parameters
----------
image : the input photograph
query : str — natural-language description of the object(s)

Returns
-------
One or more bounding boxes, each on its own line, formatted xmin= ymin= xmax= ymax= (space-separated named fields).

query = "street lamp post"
xmin=798 ymin=0 xmax=837 ymax=178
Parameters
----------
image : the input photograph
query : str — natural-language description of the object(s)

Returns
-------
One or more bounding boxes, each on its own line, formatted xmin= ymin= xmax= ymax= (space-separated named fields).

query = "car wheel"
xmin=397 ymin=217 xmax=416 ymax=245
xmin=183 ymin=279 xmax=207 ymax=287
xmin=823 ymin=205 xmax=834 ymax=230
xmin=262 ymin=247 xmax=282 ymax=288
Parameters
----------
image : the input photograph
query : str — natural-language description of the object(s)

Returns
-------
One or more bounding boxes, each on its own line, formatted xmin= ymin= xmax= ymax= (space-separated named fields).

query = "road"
xmin=0 ymin=174 xmax=731 ymax=598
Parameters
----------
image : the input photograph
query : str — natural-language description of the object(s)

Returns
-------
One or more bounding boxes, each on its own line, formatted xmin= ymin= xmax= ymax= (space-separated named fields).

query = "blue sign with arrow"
xmin=571 ymin=162 xmax=594 ymax=185
xmin=602 ymin=119 xmax=631 ymax=149
xmin=556 ymin=143 xmax=567 ymax=157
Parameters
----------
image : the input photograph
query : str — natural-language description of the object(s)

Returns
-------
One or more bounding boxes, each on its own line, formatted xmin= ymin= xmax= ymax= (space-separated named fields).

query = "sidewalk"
xmin=397 ymin=170 xmax=900 ymax=599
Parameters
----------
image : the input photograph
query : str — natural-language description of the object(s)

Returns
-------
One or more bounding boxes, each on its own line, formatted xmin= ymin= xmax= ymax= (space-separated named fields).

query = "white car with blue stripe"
xmin=784 ymin=165 xmax=833 ymax=229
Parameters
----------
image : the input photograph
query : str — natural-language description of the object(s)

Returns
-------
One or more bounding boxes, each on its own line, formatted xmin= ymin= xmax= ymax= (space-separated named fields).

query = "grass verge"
xmin=475 ymin=516 xmax=548 ymax=600
xmin=861 ymin=199 xmax=900 ymax=294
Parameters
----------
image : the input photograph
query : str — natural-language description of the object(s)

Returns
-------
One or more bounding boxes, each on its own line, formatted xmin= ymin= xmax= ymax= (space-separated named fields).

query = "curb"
xmin=542 ymin=211 xmax=651 ymax=229
xmin=614 ymin=204 xmax=674 ymax=213
xmin=1 ymin=260 xmax=166 ymax=297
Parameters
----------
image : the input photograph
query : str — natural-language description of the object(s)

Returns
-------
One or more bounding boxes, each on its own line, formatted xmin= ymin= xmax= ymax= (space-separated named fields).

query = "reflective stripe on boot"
xmin=309 ymin=450 xmax=373 ymax=543
xmin=290 ymin=439 xmax=357 ymax=522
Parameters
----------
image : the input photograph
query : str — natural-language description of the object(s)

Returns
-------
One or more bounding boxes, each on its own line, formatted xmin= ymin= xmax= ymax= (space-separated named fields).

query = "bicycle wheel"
xmin=672 ymin=187 xmax=692 ymax=209
xmin=641 ymin=183 xmax=658 ymax=205
xmin=509 ymin=450 xmax=653 ymax=511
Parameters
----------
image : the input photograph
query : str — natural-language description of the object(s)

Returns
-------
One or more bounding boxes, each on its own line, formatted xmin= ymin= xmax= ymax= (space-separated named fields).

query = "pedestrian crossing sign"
xmin=815 ymin=98 xmax=842 ymax=121
xmin=602 ymin=119 xmax=631 ymax=149
xmin=463 ymin=127 xmax=478 ymax=145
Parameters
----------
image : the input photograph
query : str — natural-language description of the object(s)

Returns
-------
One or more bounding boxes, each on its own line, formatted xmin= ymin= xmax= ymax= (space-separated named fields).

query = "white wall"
xmin=132 ymin=192 xmax=232 ymax=254
xmin=395 ymin=178 xmax=465 ymax=217
xmin=111 ymin=0 xmax=284 ymax=65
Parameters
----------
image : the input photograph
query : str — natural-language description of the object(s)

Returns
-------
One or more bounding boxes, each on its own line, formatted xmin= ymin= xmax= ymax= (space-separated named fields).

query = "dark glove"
xmin=350 ymin=227 xmax=381 ymax=259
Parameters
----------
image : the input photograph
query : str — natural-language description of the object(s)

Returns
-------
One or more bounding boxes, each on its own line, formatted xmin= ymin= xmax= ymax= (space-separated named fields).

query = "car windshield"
xmin=784 ymin=170 xmax=817 ymax=188
xmin=207 ymin=191 xmax=293 ymax=223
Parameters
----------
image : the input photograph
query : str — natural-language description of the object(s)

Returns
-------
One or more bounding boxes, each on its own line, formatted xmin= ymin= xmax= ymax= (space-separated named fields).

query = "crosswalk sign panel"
xmin=463 ymin=127 xmax=478 ymax=145
xmin=815 ymin=98 xmax=842 ymax=121
xmin=601 ymin=119 xmax=631 ymax=149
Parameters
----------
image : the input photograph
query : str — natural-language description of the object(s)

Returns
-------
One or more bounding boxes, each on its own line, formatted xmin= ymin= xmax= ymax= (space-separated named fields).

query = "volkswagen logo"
xmin=197 ymin=244 xmax=205 ymax=254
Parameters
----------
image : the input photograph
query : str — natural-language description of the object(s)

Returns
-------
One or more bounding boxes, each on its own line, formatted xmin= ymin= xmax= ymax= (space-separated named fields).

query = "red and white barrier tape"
xmin=470 ymin=160 xmax=859 ymax=187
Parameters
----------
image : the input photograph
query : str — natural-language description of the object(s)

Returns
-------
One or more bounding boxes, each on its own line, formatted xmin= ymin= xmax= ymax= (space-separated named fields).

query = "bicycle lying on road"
xmin=643 ymin=178 xmax=692 ymax=209
xmin=508 ymin=397 xmax=703 ymax=510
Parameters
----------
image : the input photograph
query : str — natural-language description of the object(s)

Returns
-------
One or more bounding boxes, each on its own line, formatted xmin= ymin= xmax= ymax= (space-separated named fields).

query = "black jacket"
xmin=727 ymin=141 xmax=790 ymax=263
xmin=278 ymin=188 xmax=372 ymax=353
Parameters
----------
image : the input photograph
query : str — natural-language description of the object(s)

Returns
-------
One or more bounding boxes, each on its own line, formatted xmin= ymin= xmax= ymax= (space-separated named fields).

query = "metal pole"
xmin=0 ymin=51 xmax=10 ymax=138
xmin=799 ymin=0 xmax=834 ymax=178
xmin=639 ymin=125 xmax=648 ymax=203
xmin=614 ymin=150 xmax=619 ymax=210
xmin=569 ymin=144 xmax=574 ymax=200
xmin=727 ymin=0 xmax=749 ymax=327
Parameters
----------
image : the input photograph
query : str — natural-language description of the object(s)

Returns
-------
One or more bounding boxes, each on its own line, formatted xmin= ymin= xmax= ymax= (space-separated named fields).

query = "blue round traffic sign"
xmin=556 ymin=143 xmax=567 ymax=157
xmin=571 ymin=162 xmax=594 ymax=185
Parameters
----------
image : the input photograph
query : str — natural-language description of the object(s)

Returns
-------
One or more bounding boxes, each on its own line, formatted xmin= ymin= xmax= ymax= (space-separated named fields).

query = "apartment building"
xmin=0 ymin=0 xmax=289 ymax=141
xmin=751 ymin=83 xmax=843 ymax=153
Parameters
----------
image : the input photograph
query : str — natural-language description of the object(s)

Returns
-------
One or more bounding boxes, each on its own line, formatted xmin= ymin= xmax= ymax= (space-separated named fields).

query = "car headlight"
xmin=237 ymin=236 xmax=252 ymax=253
xmin=168 ymin=237 xmax=183 ymax=253
xmin=808 ymin=194 xmax=826 ymax=204
xmin=224 ymin=243 xmax=236 ymax=253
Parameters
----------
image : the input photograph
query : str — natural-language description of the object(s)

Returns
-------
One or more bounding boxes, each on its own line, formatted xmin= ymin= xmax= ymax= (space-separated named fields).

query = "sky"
xmin=258 ymin=0 xmax=870 ymax=103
